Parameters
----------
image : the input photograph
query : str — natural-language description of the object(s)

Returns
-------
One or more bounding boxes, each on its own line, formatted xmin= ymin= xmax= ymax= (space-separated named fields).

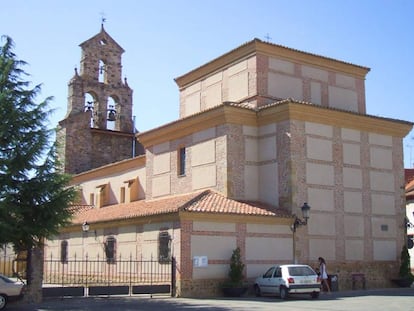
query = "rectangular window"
xmin=89 ymin=193 xmax=95 ymax=205
xmin=104 ymin=236 xmax=116 ymax=264
xmin=60 ymin=240 xmax=68 ymax=264
xmin=158 ymin=231 xmax=171 ymax=263
xmin=178 ymin=147 xmax=186 ymax=176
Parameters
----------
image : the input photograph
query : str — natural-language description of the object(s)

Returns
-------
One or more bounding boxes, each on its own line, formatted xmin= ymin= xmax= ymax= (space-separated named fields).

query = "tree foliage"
xmin=399 ymin=245 xmax=414 ymax=280
xmin=0 ymin=36 xmax=77 ymax=255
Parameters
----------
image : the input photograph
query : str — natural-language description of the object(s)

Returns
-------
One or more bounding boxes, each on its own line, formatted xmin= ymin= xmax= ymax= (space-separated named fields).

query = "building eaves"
xmin=70 ymin=190 xmax=291 ymax=226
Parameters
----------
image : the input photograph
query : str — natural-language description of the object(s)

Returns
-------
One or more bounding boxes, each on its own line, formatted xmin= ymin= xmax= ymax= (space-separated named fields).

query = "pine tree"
xmin=0 ymin=36 xmax=77 ymax=302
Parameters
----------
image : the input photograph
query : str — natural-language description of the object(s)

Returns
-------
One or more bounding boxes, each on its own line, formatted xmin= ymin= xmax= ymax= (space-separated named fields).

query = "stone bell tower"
xmin=57 ymin=25 xmax=143 ymax=174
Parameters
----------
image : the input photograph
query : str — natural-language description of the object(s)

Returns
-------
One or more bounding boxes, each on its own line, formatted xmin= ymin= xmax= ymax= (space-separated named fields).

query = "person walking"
xmin=318 ymin=257 xmax=331 ymax=293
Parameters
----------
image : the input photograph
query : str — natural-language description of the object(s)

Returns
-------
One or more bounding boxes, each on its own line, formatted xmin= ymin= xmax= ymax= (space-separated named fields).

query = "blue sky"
xmin=1 ymin=0 xmax=414 ymax=167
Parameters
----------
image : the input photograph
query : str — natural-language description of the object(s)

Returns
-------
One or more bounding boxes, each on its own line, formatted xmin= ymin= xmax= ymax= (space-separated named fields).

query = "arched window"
xmin=104 ymin=236 xmax=116 ymax=264
xmin=60 ymin=240 xmax=68 ymax=264
xmin=158 ymin=231 xmax=171 ymax=263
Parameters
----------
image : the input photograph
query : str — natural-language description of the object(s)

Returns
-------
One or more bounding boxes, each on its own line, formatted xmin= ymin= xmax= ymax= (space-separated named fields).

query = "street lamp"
xmin=291 ymin=203 xmax=311 ymax=232
xmin=291 ymin=203 xmax=311 ymax=264
xmin=82 ymin=221 xmax=90 ymax=232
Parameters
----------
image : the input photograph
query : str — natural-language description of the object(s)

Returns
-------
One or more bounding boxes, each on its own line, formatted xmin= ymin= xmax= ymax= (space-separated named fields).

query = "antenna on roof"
xmin=264 ymin=33 xmax=272 ymax=42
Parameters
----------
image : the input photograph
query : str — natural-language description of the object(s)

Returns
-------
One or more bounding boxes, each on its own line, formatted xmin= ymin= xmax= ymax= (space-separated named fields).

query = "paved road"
xmin=7 ymin=288 xmax=414 ymax=311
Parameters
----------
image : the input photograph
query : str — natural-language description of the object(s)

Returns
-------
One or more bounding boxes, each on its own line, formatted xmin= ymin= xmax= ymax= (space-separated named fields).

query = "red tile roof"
xmin=405 ymin=169 xmax=414 ymax=185
xmin=406 ymin=178 xmax=414 ymax=200
xmin=71 ymin=190 xmax=292 ymax=225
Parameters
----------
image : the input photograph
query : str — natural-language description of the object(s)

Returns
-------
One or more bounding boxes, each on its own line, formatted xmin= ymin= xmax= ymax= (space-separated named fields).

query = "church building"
xmin=46 ymin=26 xmax=413 ymax=297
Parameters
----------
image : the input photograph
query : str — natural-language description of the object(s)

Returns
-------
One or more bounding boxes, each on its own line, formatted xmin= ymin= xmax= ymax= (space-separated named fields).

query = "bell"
xmin=107 ymin=109 xmax=116 ymax=121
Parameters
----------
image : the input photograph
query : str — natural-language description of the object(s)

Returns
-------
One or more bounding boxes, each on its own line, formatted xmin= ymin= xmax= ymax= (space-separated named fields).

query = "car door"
xmin=269 ymin=266 xmax=283 ymax=295
xmin=259 ymin=267 xmax=276 ymax=294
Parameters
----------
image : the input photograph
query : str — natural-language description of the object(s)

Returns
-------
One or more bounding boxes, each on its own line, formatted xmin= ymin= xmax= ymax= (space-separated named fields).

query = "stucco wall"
xmin=178 ymin=51 xmax=365 ymax=118
xmin=147 ymin=127 xmax=225 ymax=199
xmin=298 ymin=121 xmax=404 ymax=265
xmin=179 ymin=58 xmax=255 ymax=118
xmin=45 ymin=220 xmax=178 ymax=261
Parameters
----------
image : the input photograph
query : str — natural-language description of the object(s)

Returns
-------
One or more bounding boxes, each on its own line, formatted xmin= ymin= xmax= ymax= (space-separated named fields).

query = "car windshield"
xmin=0 ymin=275 xmax=14 ymax=283
xmin=288 ymin=266 xmax=316 ymax=276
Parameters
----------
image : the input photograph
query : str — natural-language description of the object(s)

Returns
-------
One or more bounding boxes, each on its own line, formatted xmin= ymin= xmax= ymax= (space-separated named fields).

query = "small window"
xmin=98 ymin=59 xmax=106 ymax=83
xmin=178 ymin=147 xmax=186 ymax=176
xmin=90 ymin=193 xmax=95 ymax=205
xmin=104 ymin=236 xmax=116 ymax=264
xmin=60 ymin=240 xmax=68 ymax=264
xmin=158 ymin=231 xmax=171 ymax=263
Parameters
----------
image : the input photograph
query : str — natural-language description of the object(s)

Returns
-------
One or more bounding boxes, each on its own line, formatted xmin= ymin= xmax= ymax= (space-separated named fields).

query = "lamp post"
xmin=291 ymin=203 xmax=311 ymax=264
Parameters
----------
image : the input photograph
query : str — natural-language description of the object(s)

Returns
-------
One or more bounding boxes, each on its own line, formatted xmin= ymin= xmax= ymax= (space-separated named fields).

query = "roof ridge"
xmin=180 ymin=189 xmax=212 ymax=211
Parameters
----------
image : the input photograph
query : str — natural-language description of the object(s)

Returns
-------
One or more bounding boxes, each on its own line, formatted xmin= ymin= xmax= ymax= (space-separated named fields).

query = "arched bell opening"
xmin=84 ymin=92 xmax=98 ymax=128
xmin=106 ymin=96 xmax=118 ymax=130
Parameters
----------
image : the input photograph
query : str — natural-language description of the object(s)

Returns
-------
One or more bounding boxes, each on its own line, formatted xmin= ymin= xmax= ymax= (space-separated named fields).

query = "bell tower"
xmin=57 ymin=25 xmax=143 ymax=174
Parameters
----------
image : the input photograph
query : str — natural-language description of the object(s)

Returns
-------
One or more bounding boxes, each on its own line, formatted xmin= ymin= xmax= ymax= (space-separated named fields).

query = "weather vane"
xmin=264 ymin=33 xmax=272 ymax=42
xmin=100 ymin=11 xmax=107 ymax=26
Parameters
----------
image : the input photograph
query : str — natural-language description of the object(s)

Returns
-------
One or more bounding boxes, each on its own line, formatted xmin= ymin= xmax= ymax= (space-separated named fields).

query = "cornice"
xmin=178 ymin=210 xmax=293 ymax=225
xmin=258 ymin=102 xmax=412 ymax=138
xmin=70 ymin=155 xmax=146 ymax=185
xmin=254 ymin=40 xmax=369 ymax=78
xmin=62 ymin=212 xmax=179 ymax=233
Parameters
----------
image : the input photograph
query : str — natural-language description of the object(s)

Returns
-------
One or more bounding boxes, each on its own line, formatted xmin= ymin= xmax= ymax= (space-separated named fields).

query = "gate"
xmin=43 ymin=254 xmax=176 ymax=298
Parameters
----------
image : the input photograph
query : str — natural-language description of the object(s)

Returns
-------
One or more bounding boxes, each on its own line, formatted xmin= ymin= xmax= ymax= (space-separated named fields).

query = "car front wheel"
xmin=254 ymin=284 xmax=262 ymax=297
xmin=0 ymin=294 xmax=8 ymax=310
xmin=279 ymin=286 xmax=289 ymax=300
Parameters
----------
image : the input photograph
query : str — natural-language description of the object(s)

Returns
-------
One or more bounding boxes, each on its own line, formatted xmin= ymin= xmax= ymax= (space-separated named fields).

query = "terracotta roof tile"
xmin=71 ymin=190 xmax=292 ymax=226
xmin=182 ymin=190 xmax=291 ymax=217
xmin=68 ymin=204 xmax=94 ymax=214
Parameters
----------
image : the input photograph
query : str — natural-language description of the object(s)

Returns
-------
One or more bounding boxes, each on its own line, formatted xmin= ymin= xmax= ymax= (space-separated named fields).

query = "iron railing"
xmin=1 ymin=253 xmax=175 ymax=297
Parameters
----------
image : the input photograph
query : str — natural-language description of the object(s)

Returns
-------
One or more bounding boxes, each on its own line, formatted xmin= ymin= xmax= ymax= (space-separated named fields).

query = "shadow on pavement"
xmin=6 ymin=288 xmax=414 ymax=311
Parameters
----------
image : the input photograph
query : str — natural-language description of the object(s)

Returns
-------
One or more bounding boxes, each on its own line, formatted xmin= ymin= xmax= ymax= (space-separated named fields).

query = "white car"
xmin=254 ymin=264 xmax=321 ymax=299
xmin=0 ymin=274 xmax=25 ymax=310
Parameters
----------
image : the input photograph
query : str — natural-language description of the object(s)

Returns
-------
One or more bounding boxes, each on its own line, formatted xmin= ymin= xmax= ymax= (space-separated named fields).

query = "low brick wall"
xmin=177 ymin=279 xmax=226 ymax=297
xmin=326 ymin=261 xmax=399 ymax=291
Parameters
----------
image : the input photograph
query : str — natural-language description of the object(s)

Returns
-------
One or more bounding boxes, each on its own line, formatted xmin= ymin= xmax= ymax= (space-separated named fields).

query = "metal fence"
xmin=43 ymin=254 xmax=175 ymax=297
xmin=1 ymin=254 xmax=175 ymax=297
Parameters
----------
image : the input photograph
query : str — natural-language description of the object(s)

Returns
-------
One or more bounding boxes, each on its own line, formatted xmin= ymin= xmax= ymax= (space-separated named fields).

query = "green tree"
xmin=0 ymin=36 xmax=77 ymax=301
